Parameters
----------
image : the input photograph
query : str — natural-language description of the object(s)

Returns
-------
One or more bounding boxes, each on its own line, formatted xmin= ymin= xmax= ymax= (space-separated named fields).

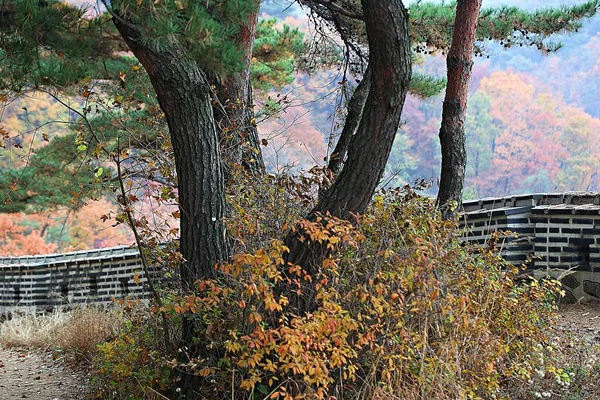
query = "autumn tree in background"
xmin=467 ymin=71 xmax=600 ymax=196
xmin=0 ymin=213 xmax=57 ymax=256
xmin=436 ymin=0 xmax=482 ymax=217
xmin=0 ymin=200 xmax=131 ymax=256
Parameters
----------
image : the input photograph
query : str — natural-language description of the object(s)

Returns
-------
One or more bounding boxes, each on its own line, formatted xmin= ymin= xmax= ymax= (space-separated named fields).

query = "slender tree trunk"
xmin=327 ymin=66 xmax=371 ymax=175
xmin=113 ymin=19 xmax=229 ymax=398
xmin=436 ymin=0 xmax=482 ymax=218
xmin=211 ymin=4 xmax=265 ymax=176
xmin=285 ymin=0 xmax=412 ymax=312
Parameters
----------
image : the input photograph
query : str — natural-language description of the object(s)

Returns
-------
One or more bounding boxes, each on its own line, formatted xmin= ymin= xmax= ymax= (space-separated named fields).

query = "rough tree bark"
xmin=112 ymin=19 xmax=229 ymax=398
xmin=285 ymin=0 xmax=412 ymax=311
xmin=211 ymin=5 xmax=265 ymax=176
xmin=436 ymin=0 xmax=482 ymax=218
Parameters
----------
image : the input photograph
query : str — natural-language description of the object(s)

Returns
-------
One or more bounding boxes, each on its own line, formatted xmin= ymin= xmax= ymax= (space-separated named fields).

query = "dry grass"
xmin=0 ymin=307 xmax=121 ymax=359
xmin=0 ymin=311 xmax=68 ymax=348
xmin=54 ymin=308 xmax=122 ymax=360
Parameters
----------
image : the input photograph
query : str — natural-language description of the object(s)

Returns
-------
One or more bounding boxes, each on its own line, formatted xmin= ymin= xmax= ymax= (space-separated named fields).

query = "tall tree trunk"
xmin=285 ymin=0 xmax=412 ymax=312
xmin=112 ymin=19 xmax=229 ymax=398
xmin=436 ymin=0 xmax=482 ymax=218
xmin=211 ymin=4 xmax=265 ymax=176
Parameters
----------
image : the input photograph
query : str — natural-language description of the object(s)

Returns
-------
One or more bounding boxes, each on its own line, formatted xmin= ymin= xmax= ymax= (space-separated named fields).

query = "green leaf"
xmin=257 ymin=384 xmax=269 ymax=394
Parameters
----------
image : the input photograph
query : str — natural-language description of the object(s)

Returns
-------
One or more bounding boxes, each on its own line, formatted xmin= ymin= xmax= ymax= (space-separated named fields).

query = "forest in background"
xmin=2 ymin=0 xmax=600 ymax=255
xmin=258 ymin=0 xmax=600 ymax=198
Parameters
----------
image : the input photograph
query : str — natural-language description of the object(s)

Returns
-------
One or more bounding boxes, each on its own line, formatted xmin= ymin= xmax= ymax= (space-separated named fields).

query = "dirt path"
xmin=554 ymin=301 xmax=600 ymax=344
xmin=0 ymin=347 xmax=90 ymax=400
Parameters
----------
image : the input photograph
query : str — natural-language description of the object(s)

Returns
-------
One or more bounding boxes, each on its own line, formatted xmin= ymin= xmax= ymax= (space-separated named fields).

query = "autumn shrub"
xmin=225 ymin=166 xmax=320 ymax=253
xmin=164 ymin=185 xmax=562 ymax=400
xmin=91 ymin=300 xmax=172 ymax=400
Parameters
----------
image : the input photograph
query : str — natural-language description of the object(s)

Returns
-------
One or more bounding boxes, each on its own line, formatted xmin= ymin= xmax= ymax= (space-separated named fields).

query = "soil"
xmin=554 ymin=300 xmax=600 ymax=344
xmin=0 ymin=347 xmax=91 ymax=400
xmin=0 ymin=302 xmax=599 ymax=400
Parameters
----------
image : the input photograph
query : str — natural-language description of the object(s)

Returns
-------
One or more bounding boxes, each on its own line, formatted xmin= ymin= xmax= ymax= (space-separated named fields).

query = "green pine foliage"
xmin=251 ymin=18 xmax=305 ymax=90
xmin=409 ymin=72 xmax=447 ymax=99
xmin=113 ymin=0 xmax=260 ymax=76
xmin=410 ymin=0 xmax=600 ymax=53
xmin=0 ymin=133 xmax=105 ymax=212
xmin=0 ymin=0 xmax=123 ymax=90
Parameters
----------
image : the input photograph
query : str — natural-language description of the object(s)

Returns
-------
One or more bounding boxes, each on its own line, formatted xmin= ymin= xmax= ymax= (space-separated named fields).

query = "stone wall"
xmin=461 ymin=192 xmax=600 ymax=302
xmin=0 ymin=246 xmax=154 ymax=314
xmin=4 ymin=191 xmax=600 ymax=313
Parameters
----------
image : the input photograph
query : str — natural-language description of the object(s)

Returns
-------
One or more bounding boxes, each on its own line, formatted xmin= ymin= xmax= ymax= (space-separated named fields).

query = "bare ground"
xmin=554 ymin=301 xmax=600 ymax=344
xmin=0 ymin=347 xmax=90 ymax=400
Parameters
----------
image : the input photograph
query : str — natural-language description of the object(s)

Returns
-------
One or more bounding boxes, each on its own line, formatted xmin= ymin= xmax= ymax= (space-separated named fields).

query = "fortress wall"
xmin=0 ymin=246 xmax=153 ymax=314
xmin=4 ymin=192 xmax=600 ymax=311
xmin=461 ymin=192 xmax=600 ymax=302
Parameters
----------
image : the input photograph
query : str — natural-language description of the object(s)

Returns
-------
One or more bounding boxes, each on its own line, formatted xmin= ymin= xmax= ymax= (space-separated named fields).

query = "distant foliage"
xmin=0 ymin=213 xmax=57 ymax=255
xmin=468 ymin=71 xmax=600 ymax=196
xmin=0 ymin=199 xmax=132 ymax=256
xmin=252 ymin=18 xmax=305 ymax=91
xmin=388 ymin=67 xmax=600 ymax=197
xmin=0 ymin=92 xmax=75 ymax=169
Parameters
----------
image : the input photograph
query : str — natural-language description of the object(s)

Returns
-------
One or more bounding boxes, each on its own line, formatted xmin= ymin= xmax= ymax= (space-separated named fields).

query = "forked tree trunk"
xmin=285 ymin=0 xmax=412 ymax=312
xmin=113 ymin=19 xmax=229 ymax=398
xmin=437 ymin=0 xmax=482 ymax=218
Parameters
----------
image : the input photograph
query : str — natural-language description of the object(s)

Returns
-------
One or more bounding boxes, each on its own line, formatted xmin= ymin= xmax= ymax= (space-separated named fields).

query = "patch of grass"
xmin=54 ymin=307 xmax=122 ymax=361
xmin=0 ymin=306 xmax=121 ymax=361
xmin=0 ymin=311 xmax=68 ymax=348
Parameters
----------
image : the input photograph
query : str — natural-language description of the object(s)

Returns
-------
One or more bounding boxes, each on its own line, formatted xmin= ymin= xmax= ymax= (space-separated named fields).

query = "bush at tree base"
xmin=92 ymin=179 xmax=563 ymax=400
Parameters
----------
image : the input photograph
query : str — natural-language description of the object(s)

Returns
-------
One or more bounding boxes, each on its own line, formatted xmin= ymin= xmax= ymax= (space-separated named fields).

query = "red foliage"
xmin=0 ymin=199 xmax=133 ymax=256
xmin=0 ymin=213 xmax=57 ymax=256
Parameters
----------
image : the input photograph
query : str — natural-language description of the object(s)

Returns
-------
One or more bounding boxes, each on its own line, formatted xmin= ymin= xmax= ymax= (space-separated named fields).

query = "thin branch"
xmin=306 ymin=0 xmax=364 ymax=20
xmin=115 ymin=136 xmax=171 ymax=352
